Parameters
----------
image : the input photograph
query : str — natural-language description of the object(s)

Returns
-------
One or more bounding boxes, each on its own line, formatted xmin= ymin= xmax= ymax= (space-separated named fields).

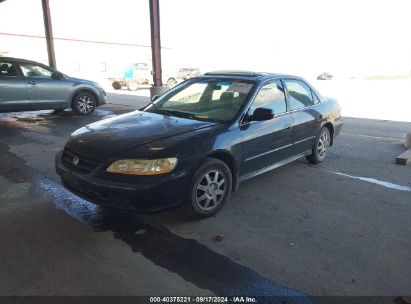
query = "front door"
xmin=240 ymin=80 xmax=294 ymax=176
xmin=0 ymin=60 xmax=29 ymax=111
xmin=19 ymin=62 xmax=70 ymax=108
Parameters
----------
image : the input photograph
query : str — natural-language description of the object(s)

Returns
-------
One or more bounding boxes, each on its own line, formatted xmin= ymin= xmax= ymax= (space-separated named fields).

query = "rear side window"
xmin=249 ymin=81 xmax=287 ymax=116
xmin=284 ymin=79 xmax=314 ymax=110
xmin=0 ymin=62 xmax=18 ymax=77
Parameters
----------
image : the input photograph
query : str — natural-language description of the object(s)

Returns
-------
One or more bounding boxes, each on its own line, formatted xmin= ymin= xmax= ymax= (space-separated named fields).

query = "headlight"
xmin=106 ymin=158 xmax=178 ymax=175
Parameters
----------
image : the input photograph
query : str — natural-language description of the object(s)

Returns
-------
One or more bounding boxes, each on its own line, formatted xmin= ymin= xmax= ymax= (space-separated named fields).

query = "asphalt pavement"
xmin=0 ymin=91 xmax=410 ymax=300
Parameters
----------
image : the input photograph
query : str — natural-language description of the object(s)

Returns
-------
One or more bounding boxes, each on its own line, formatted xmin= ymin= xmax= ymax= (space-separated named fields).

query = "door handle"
xmin=27 ymin=80 xmax=37 ymax=85
xmin=283 ymin=124 xmax=292 ymax=130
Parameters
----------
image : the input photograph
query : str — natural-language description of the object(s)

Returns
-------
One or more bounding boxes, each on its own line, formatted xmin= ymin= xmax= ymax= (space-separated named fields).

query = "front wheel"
xmin=71 ymin=91 xmax=96 ymax=116
xmin=126 ymin=80 xmax=139 ymax=91
xmin=112 ymin=81 xmax=122 ymax=90
xmin=306 ymin=127 xmax=331 ymax=164
xmin=184 ymin=158 xmax=232 ymax=219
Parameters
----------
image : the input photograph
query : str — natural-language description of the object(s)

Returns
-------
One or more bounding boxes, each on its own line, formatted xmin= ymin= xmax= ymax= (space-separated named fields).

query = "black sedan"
xmin=56 ymin=71 xmax=342 ymax=218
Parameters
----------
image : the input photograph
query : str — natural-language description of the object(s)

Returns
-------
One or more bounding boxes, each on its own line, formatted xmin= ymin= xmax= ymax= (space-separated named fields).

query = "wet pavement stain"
xmin=36 ymin=177 xmax=316 ymax=303
xmin=0 ymin=143 xmax=32 ymax=183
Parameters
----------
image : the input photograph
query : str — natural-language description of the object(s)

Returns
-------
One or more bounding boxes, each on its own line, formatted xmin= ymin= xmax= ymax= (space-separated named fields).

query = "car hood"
xmin=67 ymin=111 xmax=217 ymax=160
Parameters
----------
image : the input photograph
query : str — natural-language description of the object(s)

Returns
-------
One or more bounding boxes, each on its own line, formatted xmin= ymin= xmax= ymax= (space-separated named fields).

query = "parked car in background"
xmin=110 ymin=62 xmax=152 ymax=91
xmin=317 ymin=72 xmax=333 ymax=80
xmin=56 ymin=71 xmax=342 ymax=219
xmin=0 ymin=57 xmax=106 ymax=115
xmin=166 ymin=67 xmax=202 ymax=88
xmin=110 ymin=63 xmax=186 ymax=91
xmin=176 ymin=68 xmax=201 ymax=80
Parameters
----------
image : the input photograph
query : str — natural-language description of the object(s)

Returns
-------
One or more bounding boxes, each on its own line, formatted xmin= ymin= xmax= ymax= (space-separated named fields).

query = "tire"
xmin=112 ymin=81 xmax=122 ymax=90
xmin=306 ymin=127 xmax=331 ymax=164
xmin=167 ymin=78 xmax=177 ymax=89
xmin=184 ymin=158 xmax=232 ymax=219
xmin=71 ymin=91 xmax=96 ymax=116
xmin=126 ymin=80 xmax=139 ymax=91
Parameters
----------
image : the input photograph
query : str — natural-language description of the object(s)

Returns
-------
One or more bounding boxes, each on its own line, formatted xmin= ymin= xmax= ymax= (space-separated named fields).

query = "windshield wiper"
xmin=160 ymin=109 xmax=196 ymax=118
xmin=149 ymin=106 xmax=223 ymax=123
xmin=147 ymin=103 xmax=172 ymax=115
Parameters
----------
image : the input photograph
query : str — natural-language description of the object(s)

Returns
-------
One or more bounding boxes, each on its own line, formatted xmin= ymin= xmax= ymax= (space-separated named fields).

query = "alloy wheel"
xmin=195 ymin=170 xmax=226 ymax=211
xmin=76 ymin=95 xmax=95 ymax=114
xmin=317 ymin=131 xmax=330 ymax=160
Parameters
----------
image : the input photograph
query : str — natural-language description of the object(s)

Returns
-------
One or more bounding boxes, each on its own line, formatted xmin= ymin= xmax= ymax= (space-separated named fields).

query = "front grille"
xmin=62 ymin=148 xmax=100 ymax=173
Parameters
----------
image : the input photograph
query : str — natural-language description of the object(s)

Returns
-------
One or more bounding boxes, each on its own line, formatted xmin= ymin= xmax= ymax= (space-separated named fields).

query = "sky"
xmin=1 ymin=0 xmax=411 ymax=77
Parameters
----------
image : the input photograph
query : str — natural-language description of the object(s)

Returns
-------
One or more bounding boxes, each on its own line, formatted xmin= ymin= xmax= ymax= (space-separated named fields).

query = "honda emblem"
xmin=72 ymin=156 xmax=80 ymax=166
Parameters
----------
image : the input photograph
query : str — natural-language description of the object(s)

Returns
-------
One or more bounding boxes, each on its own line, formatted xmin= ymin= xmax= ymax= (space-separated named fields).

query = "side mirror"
xmin=249 ymin=107 xmax=274 ymax=121
xmin=152 ymin=95 xmax=160 ymax=101
xmin=52 ymin=71 xmax=62 ymax=80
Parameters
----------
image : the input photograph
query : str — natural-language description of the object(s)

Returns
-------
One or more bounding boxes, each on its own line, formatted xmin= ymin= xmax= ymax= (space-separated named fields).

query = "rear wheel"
xmin=71 ymin=91 xmax=96 ymax=116
xmin=306 ymin=127 xmax=331 ymax=164
xmin=184 ymin=158 xmax=232 ymax=219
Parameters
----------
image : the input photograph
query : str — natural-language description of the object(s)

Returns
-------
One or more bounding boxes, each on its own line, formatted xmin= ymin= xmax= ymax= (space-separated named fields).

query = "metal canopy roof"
xmin=1 ymin=0 xmax=163 ymax=87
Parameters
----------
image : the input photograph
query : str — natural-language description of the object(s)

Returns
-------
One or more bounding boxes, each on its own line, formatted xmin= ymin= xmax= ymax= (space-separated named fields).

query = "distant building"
xmin=0 ymin=32 xmax=175 ymax=85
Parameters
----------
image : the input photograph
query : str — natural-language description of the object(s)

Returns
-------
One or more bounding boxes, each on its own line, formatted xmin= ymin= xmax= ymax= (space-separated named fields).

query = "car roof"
xmin=202 ymin=70 xmax=301 ymax=82
xmin=1 ymin=57 xmax=39 ymax=63
xmin=0 ymin=57 xmax=59 ymax=71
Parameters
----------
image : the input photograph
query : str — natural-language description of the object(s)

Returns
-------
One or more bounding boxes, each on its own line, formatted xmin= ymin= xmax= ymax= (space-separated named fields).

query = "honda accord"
xmin=56 ymin=71 xmax=342 ymax=218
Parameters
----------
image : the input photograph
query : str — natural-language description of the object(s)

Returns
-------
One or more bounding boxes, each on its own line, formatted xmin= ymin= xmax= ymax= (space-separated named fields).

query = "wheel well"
xmin=71 ymin=89 xmax=99 ymax=106
xmin=207 ymin=151 xmax=238 ymax=191
xmin=323 ymin=122 xmax=334 ymax=145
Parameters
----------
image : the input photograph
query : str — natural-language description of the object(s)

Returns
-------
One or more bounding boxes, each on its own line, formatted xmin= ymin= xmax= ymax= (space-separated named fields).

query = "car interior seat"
xmin=220 ymin=91 xmax=235 ymax=106
xmin=0 ymin=64 xmax=9 ymax=76
xmin=7 ymin=65 xmax=17 ymax=76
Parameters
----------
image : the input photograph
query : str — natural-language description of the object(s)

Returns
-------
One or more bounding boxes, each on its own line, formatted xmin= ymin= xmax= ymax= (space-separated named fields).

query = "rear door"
xmin=0 ymin=60 xmax=29 ymax=111
xmin=240 ymin=80 xmax=294 ymax=176
xmin=283 ymin=79 xmax=323 ymax=154
xmin=19 ymin=62 xmax=71 ymax=108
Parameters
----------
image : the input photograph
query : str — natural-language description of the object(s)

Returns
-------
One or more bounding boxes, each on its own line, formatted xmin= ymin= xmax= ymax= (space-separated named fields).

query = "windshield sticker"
xmin=216 ymin=81 xmax=232 ymax=87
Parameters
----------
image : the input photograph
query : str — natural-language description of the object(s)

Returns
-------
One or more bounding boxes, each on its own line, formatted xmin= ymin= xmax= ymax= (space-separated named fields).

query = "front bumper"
xmin=98 ymin=90 xmax=107 ymax=105
xmin=55 ymin=150 xmax=190 ymax=212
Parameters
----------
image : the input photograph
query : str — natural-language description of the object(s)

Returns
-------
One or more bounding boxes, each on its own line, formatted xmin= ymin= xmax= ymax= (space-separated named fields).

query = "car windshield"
xmin=149 ymin=79 xmax=254 ymax=122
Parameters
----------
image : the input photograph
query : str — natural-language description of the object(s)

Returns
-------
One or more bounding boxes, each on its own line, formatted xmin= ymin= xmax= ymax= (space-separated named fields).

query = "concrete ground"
xmin=0 ymin=91 xmax=410 ymax=300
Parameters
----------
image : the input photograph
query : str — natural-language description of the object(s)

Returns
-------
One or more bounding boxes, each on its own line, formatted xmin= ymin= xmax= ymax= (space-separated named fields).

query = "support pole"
xmin=41 ymin=0 xmax=56 ymax=68
xmin=149 ymin=0 xmax=167 ymax=98
xmin=406 ymin=133 xmax=411 ymax=148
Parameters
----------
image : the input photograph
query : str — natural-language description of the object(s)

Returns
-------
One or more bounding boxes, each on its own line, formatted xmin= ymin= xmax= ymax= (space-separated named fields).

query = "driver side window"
xmin=20 ymin=63 xmax=53 ymax=78
xmin=249 ymin=81 xmax=287 ymax=116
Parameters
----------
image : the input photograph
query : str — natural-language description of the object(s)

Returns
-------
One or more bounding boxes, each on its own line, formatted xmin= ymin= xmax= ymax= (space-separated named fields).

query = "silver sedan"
xmin=0 ymin=57 xmax=106 ymax=115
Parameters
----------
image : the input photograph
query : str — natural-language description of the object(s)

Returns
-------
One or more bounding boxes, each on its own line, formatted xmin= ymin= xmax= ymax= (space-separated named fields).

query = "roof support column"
xmin=149 ymin=0 xmax=166 ymax=98
xmin=41 ymin=0 xmax=56 ymax=68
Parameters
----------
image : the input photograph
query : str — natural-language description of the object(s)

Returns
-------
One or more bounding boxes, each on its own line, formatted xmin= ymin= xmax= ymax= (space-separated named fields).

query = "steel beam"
xmin=149 ymin=0 xmax=163 ymax=87
xmin=41 ymin=0 xmax=56 ymax=68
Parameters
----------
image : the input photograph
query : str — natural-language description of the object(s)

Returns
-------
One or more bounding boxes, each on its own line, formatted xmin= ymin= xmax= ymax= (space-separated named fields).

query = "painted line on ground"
xmin=341 ymin=132 xmax=403 ymax=141
xmin=330 ymin=171 xmax=411 ymax=192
